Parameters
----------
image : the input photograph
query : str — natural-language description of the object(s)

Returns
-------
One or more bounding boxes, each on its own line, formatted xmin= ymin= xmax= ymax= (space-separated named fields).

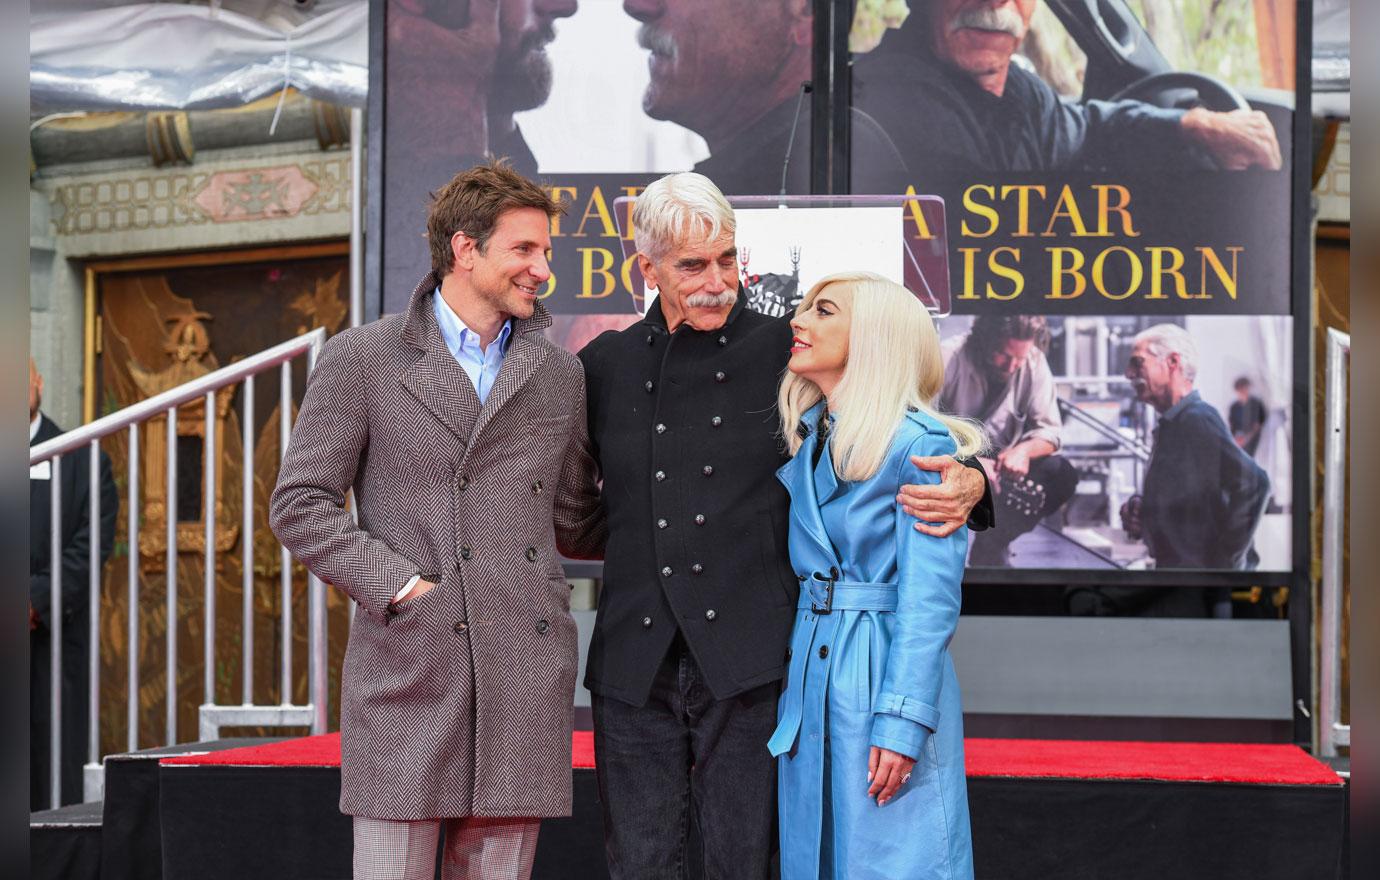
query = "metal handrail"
xmin=30 ymin=327 xmax=327 ymax=807
xmin=30 ymin=329 xmax=325 ymax=464
xmin=1320 ymin=328 xmax=1349 ymax=755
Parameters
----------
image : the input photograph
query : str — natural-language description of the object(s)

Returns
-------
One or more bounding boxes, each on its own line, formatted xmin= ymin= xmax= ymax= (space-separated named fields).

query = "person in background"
xmin=939 ymin=314 xmax=1077 ymax=566
xmin=1229 ymin=376 xmax=1268 ymax=458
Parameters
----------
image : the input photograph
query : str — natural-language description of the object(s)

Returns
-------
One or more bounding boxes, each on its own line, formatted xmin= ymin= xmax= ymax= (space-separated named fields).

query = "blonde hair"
xmin=778 ymin=271 xmax=986 ymax=481
xmin=632 ymin=172 xmax=735 ymax=262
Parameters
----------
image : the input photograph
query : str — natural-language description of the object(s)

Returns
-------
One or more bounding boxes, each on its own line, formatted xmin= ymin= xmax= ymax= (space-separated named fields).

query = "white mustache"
xmin=685 ymin=290 xmax=736 ymax=309
xmin=638 ymin=23 xmax=677 ymax=58
xmin=949 ymin=4 xmax=1027 ymax=38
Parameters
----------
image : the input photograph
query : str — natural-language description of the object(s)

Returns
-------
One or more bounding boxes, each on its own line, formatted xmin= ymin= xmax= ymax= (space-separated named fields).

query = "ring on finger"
xmin=901 ymin=772 xmax=912 ymax=784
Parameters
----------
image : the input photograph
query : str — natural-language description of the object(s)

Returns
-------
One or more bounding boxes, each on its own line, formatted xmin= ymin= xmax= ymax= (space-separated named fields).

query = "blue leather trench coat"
xmin=768 ymin=404 xmax=974 ymax=880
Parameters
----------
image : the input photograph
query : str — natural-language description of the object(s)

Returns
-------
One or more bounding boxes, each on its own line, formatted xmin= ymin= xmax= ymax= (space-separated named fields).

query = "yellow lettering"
xmin=1041 ymin=185 xmax=1090 ymax=237
xmin=1197 ymin=246 xmax=1242 ymax=300
xmin=548 ymin=187 xmax=578 ymax=237
xmin=1090 ymin=246 xmax=1144 ymax=301
xmin=1000 ymin=185 xmax=1046 ymax=237
xmin=1095 ymin=184 xmax=1138 ymax=237
xmin=961 ymin=185 xmax=999 ymax=238
xmin=903 ymin=185 xmax=934 ymax=239
xmin=986 ymin=247 xmax=1024 ymax=300
xmin=573 ymin=186 xmax=617 ymax=239
xmin=956 ymin=248 xmax=982 ymax=299
xmin=579 ymin=247 xmax=617 ymax=298
xmin=1046 ymin=247 xmax=1087 ymax=299
xmin=1146 ymin=247 xmax=1185 ymax=299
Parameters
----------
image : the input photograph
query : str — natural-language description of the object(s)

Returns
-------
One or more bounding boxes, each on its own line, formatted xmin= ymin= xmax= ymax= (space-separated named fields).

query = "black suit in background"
xmin=31 ymin=414 xmax=118 ymax=809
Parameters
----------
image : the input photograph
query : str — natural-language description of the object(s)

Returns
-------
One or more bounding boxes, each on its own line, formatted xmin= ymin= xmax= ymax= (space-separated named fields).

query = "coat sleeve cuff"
xmin=873 ymin=691 xmax=941 ymax=731
xmin=869 ymin=714 xmax=930 ymax=762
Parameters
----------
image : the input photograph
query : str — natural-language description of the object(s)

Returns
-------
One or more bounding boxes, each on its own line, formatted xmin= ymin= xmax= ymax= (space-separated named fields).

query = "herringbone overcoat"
xmin=269 ymin=273 xmax=606 ymax=821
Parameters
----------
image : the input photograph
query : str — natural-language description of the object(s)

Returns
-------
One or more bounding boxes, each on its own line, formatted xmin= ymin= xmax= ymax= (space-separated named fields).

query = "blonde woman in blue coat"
xmin=768 ymin=271 xmax=984 ymax=880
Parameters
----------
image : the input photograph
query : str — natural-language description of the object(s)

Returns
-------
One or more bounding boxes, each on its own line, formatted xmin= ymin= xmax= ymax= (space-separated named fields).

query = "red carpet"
xmin=162 ymin=731 xmax=598 ymax=770
xmin=163 ymin=732 xmax=1338 ymax=786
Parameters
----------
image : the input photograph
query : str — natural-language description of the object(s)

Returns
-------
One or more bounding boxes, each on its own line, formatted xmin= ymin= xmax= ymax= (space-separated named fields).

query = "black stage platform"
xmin=34 ymin=739 xmax=1347 ymax=879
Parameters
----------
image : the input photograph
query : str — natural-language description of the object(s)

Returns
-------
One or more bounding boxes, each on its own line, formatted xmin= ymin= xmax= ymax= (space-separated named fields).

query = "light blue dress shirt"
xmin=432 ymin=286 xmax=512 ymax=404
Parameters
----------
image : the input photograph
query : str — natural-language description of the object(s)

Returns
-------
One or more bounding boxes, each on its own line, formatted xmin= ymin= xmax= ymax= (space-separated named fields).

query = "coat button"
xmin=453 ymin=621 xmax=469 ymax=633
xmin=694 ymin=514 xmax=705 ymax=525
xmin=535 ymin=619 xmax=549 ymax=634
xmin=691 ymin=563 xmax=704 ymax=575
xmin=714 ymin=371 xmax=726 ymax=383
xmin=705 ymin=609 xmax=717 ymax=621
xmin=718 ymin=335 xmax=728 ymax=346
xmin=657 ymin=518 xmax=668 ymax=529
xmin=661 ymin=566 xmax=673 ymax=577
xmin=526 ymin=547 xmax=538 ymax=562
xmin=655 ymin=423 xmax=667 ymax=434
xmin=646 ymin=334 xmax=654 ymax=345
xmin=655 ymin=470 xmax=666 ymax=482
xmin=786 ymin=647 xmax=792 ymax=660
xmin=818 ymin=645 xmax=829 ymax=659
xmin=457 ymin=476 xmax=469 ymax=491
xmin=460 ymin=546 xmax=472 ymax=560
xmin=642 ymin=616 xmax=653 ymax=628
xmin=531 ymin=480 xmax=542 ymax=493
xmin=645 ymin=380 xmax=654 ymax=393
xmin=702 ymin=465 xmax=714 ymax=476
xmin=711 ymin=416 xmax=722 ymax=427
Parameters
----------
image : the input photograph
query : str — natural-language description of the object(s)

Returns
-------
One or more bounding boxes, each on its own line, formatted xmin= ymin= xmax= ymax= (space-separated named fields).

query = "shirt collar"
xmin=30 ymin=412 xmax=42 ymax=442
xmin=1161 ymin=389 xmax=1201 ymax=422
xmin=433 ymin=287 xmax=513 ymax=354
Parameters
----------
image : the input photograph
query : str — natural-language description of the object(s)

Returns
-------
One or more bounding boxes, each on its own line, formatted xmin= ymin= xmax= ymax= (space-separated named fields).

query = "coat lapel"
xmin=777 ymin=403 xmax=841 ymax=569
xmin=399 ymin=274 xmax=482 ymax=442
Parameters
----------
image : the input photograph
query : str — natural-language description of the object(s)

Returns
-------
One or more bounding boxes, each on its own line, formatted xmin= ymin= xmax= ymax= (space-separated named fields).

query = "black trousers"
xmin=31 ymin=610 xmax=90 ymax=810
xmin=592 ymin=635 xmax=779 ymax=880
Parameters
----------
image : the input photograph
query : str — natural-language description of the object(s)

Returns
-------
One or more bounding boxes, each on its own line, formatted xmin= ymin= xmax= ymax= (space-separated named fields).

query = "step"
xmin=30 ymin=799 xmax=102 ymax=880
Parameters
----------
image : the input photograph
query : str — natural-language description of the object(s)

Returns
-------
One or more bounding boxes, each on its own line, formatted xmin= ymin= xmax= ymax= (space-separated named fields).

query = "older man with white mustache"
xmin=623 ymin=0 xmax=909 ymax=194
xmin=856 ymin=0 xmax=1282 ymax=173
xmin=576 ymin=172 xmax=994 ymax=879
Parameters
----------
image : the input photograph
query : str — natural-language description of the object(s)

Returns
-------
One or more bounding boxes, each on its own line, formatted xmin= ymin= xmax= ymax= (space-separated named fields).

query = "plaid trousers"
xmin=353 ymin=816 xmax=541 ymax=880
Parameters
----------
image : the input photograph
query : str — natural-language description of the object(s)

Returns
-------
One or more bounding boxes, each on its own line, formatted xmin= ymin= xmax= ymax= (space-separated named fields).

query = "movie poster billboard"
xmin=376 ymin=0 xmax=1298 ymax=575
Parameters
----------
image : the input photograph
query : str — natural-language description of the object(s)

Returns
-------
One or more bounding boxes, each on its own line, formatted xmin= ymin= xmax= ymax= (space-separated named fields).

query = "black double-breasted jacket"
xmin=579 ymin=296 xmax=797 ymax=705
xmin=579 ymin=297 xmax=994 ymax=706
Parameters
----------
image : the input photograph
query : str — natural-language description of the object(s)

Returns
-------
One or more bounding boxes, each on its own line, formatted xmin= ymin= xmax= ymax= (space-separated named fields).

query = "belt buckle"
xmin=811 ymin=567 xmax=839 ymax=615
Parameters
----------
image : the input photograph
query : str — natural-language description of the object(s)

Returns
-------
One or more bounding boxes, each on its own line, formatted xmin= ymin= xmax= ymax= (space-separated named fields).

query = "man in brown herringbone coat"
xmin=270 ymin=161 xmax=605 ymax=880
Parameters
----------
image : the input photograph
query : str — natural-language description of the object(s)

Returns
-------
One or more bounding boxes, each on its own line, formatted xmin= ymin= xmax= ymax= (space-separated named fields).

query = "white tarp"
xmin=31 ymin=0 xmax=367 ymax=111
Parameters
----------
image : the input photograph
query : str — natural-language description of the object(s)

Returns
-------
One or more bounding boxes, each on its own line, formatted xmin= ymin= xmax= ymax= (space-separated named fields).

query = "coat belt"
xmin=769 ymin=580 xmax=898 ymax=758
xmin=798 ymin=579 xmax=898 ymax=613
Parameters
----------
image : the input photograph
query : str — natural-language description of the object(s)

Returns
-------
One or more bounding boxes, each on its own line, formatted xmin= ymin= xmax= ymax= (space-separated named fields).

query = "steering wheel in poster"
xmin=1110 ymin=70 xmax=1250 ymax=113
xmin=1109 ymin=71 xmax=1251 ymax=169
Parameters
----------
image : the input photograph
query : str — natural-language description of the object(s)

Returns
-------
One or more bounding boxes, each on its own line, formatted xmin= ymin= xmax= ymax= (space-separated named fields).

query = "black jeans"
xmin=592 ymin=635 xmax=778 ymax=880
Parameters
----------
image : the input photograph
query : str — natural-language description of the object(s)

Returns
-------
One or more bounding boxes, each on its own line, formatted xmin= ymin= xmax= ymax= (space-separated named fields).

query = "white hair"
xmin=632 ymin=172 xmax=735 ymax=262
xmin=779 ymin=271 xmax=986 ymax=482
xmin=1133 ymin=323 xmax=1199 ymax=382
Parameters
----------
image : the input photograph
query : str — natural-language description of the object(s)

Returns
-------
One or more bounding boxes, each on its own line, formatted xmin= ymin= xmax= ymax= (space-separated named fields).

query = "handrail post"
xmin=280 ymin=362 xmax=293 ymax=705
xmin=166 ymin=407 xmax=178 ymax=745
xmin=242 ymin=375 xmax=255 ymax=706
xmin=87 ymin=439 xmax=101 ymax=800
xmin=204 ymin=390 xmax=217 ymax=710
xmin=306 ymin=335 xmax=328 ymax=734
xmin=1319 ymin=329 xmax=1349 ymax=756
xmin=127 ymin=425 xmax=140 ymax=752
xmin=49 ymin=455 xmax=63 ymax=809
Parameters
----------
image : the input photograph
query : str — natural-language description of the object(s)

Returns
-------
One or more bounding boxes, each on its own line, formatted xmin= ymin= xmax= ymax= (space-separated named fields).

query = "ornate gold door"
xmin=87 ymin=243 xmax=353 ymax=752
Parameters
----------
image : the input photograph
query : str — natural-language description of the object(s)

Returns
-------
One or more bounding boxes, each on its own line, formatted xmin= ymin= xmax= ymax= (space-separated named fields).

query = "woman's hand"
xmin=867 ymin=746 xmax=916 ymax=806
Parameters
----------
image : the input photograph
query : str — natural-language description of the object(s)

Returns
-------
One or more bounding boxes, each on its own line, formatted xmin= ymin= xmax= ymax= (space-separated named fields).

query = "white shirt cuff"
xmin=393 ymin=574 xmax=423 ymax=603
